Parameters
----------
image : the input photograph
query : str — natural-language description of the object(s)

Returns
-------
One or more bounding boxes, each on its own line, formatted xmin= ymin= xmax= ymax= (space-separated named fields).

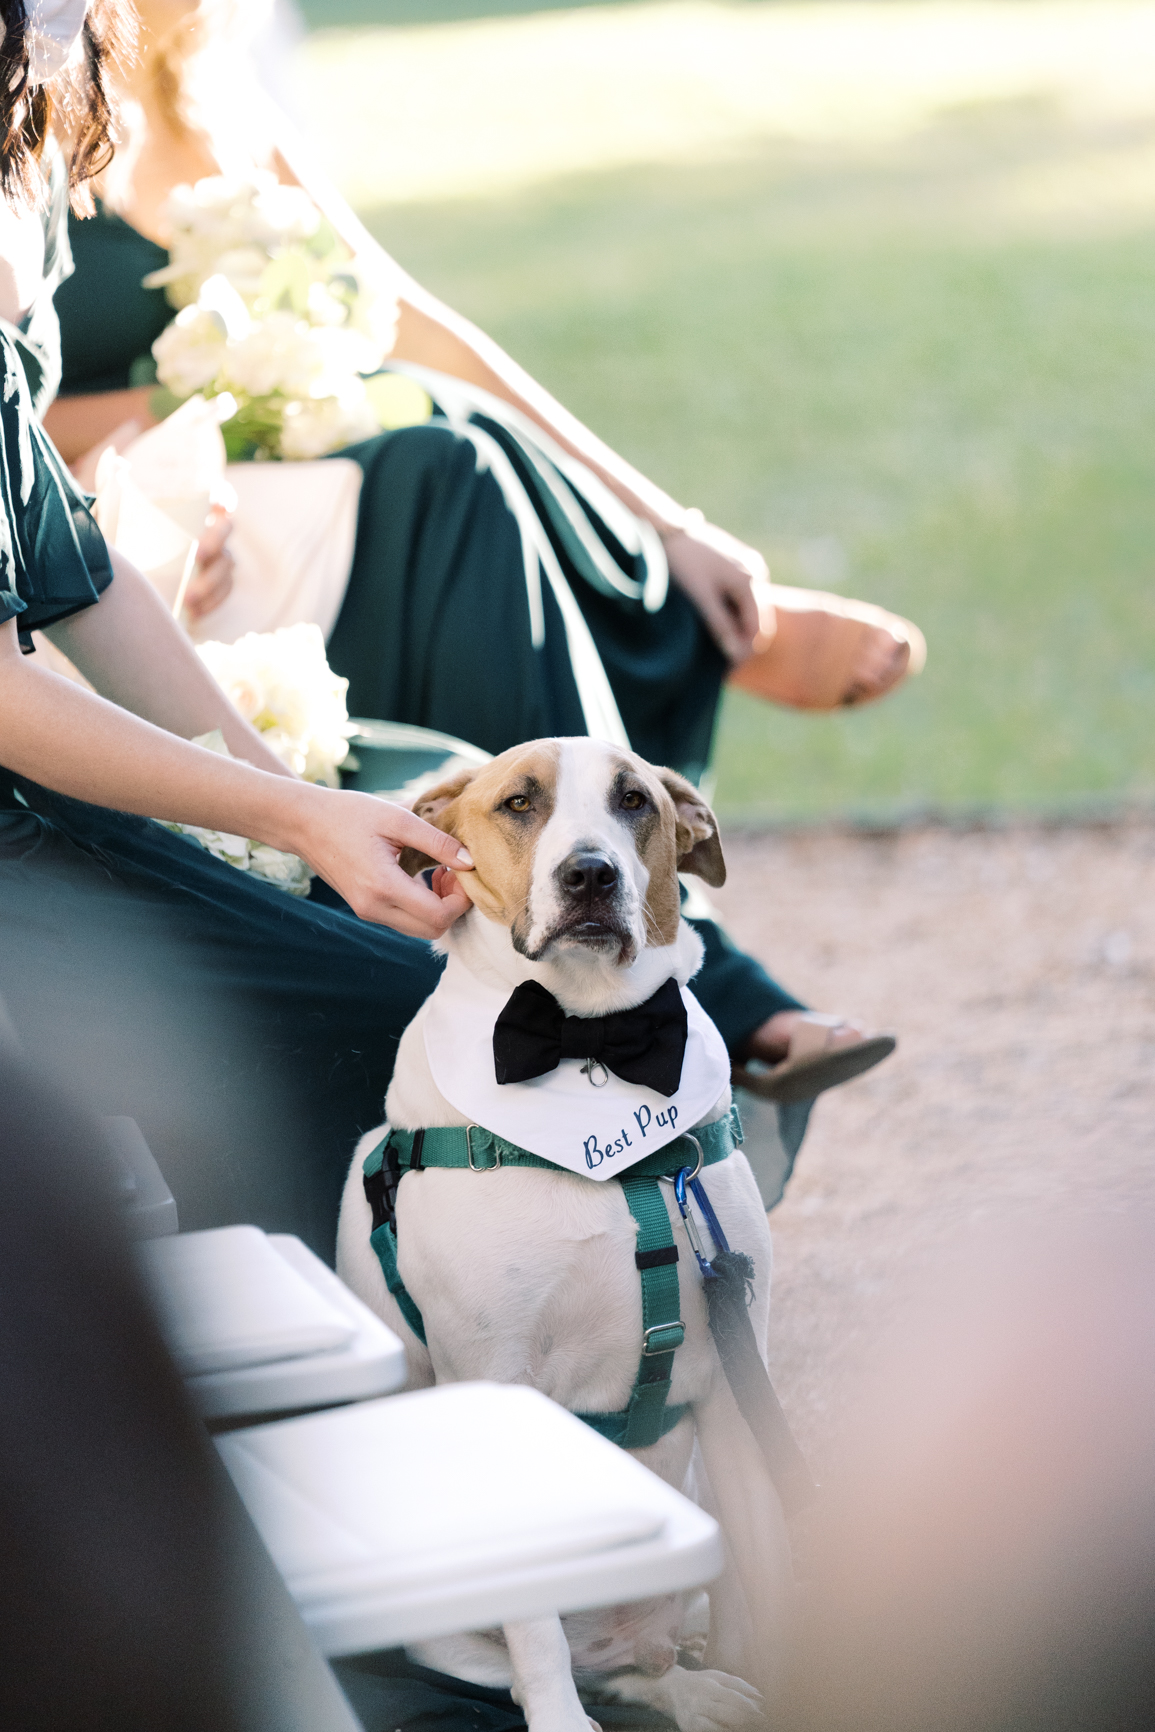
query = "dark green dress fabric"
xmin=334 ymin=1648 xmax=678 ymax=1732
xmin=0 ymin=163 xmax=113 ymax=639
xmin=55 ymin=199 xmax=170 ymax=395
xmin=328 ymin=415 xmax=725 ymax=779
xmin=0 ymin=781 xmax=442 ymax=1260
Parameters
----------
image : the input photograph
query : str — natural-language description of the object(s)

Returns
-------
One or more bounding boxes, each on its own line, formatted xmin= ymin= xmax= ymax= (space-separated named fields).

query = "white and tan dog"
xmin=337 ymin=737 xmax=792 ymax=1732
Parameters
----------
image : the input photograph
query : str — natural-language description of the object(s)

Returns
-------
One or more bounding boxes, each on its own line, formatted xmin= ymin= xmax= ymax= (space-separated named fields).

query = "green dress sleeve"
xmin=0 ymin=149 xmax=113 ymax=640
xmin=0 ymin=324 xmax=113 ymax=637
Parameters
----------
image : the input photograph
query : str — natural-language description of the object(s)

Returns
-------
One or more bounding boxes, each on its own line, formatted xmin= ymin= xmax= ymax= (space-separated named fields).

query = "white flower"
xmin=152 ymin=306 xmax=228 ymax=396
xmin=147 ymin=175 xmax=322 ymax=309
xmin=166 ymin=822 xmax=251 ymax=867
xmin=279 ymin=386 xmax=380 ymax=461
xmin=220 ymin=312 xmax=327 ymax=400
xmin=196 ymin=626 xmax=353 ymax=787
xmin=213 ymin=245 xmax=274 ymax=300
xmin=247 ymin=844 xmax=314 ymax=896
xmin=343 ymin=273 xmax=399 ymax=368
xmin=159 ymin=724 xmax=316 ymax=895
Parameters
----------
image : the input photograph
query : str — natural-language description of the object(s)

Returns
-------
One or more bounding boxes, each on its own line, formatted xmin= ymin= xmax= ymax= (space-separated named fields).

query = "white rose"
xmin=162 ymin=821 xmax=251 ymax=869
xmin=221 ymin=313 xmax=325 ymax=400
xmin=214 ymin=245 xmax=274 ymax=300
xmin=248 ymin=180 xmax=321 ymax=249
xmin=248 ymin=843 xmax=314 ymax=896
xmin=195 ymin=627 xmax=351 ymax=786
xmin=344 ymin=276 xmax=400 ymax=369
xmin=280 ymin=388 xmax=379 ymax=461
xmin=310 ymin=322 xmax=385 ymax=390
xmin=152 ymin=307 xmax=228 ymax=397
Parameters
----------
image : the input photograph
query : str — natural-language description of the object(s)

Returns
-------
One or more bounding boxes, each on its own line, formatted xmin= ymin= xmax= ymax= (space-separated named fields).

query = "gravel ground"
xmin=710 ymin=821 xmax=1155 ymax=1473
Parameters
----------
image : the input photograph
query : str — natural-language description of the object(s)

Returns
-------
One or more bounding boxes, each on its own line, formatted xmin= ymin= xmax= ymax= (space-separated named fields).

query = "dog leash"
xmin=671 ymin=1152 xmax=816 ymax=1515
xmin=362 ymin=1107 xmax=814 ymax=1506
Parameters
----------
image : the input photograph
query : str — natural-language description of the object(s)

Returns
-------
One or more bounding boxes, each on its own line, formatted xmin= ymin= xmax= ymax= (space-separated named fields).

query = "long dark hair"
xmin=0 ymin=0 xmax=135 ymax=215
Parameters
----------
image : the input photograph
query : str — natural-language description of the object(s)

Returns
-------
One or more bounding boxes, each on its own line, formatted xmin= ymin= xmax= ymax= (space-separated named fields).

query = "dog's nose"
xmin=559 ymin=851 xmax=619 ymax=901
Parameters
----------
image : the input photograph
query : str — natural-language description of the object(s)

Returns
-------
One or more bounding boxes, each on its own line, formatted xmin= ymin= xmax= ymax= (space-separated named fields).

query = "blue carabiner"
xmin=689 ymin=1176 xmax=731 ymax=1259
xmin=673 ymin=1166 xmax=716 ymax=1279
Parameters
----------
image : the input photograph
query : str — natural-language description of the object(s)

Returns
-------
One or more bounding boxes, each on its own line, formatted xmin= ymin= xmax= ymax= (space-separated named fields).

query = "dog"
xmin=337 ymin=737 xmax=793 ymax=1731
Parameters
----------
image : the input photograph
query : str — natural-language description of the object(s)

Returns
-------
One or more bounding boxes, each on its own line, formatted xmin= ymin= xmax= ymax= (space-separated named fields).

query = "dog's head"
xmin=400 ymin=737 xmax=724 ymax=969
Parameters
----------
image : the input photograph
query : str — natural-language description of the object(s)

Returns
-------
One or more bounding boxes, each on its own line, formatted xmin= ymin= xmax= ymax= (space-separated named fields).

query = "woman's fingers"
xmin=184 ymin=551 xmax=235 ymax=619
xmin=291 ymin=790 xmax=475 ymax=938
xmin=379 ymin=801 xmax=474 ymax=870
xmin=185 ymin=508 xmax=236 ymax=620
xmin=348 ymin=855 xmax=471 ymax=937
xmin=197 ymin=508 xmax=232 ymax=561
xmin=664 ymin=520 xmax=766 ymax=663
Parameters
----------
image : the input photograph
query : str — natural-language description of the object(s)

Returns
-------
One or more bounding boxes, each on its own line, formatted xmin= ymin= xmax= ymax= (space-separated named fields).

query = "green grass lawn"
xmin=350 ymin=78 xmax=1155 ymax=822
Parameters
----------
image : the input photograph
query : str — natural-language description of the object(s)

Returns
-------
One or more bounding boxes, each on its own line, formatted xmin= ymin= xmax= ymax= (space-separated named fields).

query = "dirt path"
xmin=710 ymin=821 xmax=1155 ymax=1471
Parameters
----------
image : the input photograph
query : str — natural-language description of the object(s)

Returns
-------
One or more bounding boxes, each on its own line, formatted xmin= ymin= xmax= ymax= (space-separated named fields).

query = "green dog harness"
xmin=362 ymin=1106 xmax=743 ymax=1451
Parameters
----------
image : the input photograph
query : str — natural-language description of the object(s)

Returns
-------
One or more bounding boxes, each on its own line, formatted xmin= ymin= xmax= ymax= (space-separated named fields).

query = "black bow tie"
xmin=493 ymin=977 xmax=688 ymax=1097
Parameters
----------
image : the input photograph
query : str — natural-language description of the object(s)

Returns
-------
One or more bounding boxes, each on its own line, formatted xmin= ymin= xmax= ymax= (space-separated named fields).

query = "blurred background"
xmin=287 ymin=0 xmax=1155 ymax=826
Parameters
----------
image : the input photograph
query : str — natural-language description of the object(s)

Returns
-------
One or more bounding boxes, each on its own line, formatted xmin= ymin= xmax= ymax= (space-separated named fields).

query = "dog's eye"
xmin=620 ymin=790 xmax=646 ymax=811
xmin=504 ymin=794 xmax=532 ymax=813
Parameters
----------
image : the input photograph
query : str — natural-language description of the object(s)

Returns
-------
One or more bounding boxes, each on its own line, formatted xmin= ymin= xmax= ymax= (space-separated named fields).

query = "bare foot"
xmin=729 ymin=583 xmax=925 ymax=710
xmin=735 ymin=1011 xmax=896 ymax=1105
xmin=745 ymin=1008 xmax=867 ymax=1065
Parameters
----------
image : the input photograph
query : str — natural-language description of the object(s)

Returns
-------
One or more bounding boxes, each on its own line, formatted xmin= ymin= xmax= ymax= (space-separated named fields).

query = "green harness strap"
xmin=362 ymin=1107 xmax=742 ymax=1451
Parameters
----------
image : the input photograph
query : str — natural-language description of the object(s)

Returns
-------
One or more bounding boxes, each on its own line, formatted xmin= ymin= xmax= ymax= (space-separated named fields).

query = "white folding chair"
xmin=130 ymin=1130 xmax=722 ymax=1699
xmin=217 ymin=1381 xmax=722 ymax=1656
xmin=139 ymin=1225 xmax=408 ymax=1421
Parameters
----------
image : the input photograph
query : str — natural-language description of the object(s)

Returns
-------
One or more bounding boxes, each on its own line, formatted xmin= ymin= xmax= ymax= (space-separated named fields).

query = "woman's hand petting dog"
xmin=293 ymin=789 xmax=474 ymax=936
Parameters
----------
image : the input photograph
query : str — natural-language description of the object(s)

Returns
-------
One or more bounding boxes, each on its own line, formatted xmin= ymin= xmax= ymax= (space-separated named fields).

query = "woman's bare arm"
xmin=3 ymin=564 xmax=472 ymax=934
xmin=46 ymin=550 xmax=284 ymax=768
xmin=41 ymin=386 xmax=158 ymax=465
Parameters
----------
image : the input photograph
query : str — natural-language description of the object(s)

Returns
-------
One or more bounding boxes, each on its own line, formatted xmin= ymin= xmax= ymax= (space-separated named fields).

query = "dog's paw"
xmin=657 ymin=1665 xmax=764 ymax=1732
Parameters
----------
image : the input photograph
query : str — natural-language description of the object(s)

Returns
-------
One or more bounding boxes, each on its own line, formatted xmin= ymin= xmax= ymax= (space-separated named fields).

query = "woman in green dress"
xmin=44 ymin=0 xmax=923 ymax=775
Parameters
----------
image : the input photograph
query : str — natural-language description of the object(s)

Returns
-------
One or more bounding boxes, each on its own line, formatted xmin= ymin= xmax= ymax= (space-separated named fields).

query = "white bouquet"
xmin=147 ymin=174 xmax=427 ymax=461
xmin=196 ymin=623 xmax=355 ymax=786
xmin=162 ymin=731 xmax=315 ymax=897
xmin=163 ymin=625 xmax=358 ymax=895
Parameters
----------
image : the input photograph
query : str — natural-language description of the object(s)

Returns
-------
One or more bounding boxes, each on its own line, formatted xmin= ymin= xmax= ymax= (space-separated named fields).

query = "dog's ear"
xmin=398 ymin=765 xmax=480 ymax=876
xmin=656 ymin=768 xmax=726 ymax=887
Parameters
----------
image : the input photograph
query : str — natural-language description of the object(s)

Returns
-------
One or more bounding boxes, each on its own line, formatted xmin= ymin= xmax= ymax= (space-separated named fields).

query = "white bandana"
xmin=423 ymin=952 xmax=732 ymax=1181
xmin=23 ymin=0 xmax=90 ymax=86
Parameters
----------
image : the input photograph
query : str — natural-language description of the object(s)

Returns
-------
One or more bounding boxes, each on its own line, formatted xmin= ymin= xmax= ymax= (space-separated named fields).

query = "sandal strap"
xmin=787 ymin=1012 xmax=849 ymax=1063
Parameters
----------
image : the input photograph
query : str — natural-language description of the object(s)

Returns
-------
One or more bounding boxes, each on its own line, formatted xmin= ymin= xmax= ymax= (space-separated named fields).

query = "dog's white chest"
xmin=422 ymin=954 xmax=731 ymax=1179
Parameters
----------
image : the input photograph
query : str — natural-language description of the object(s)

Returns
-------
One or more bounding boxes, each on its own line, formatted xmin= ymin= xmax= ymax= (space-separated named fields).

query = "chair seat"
xmin=138 ymin=1225 xmax=407 ymax=1420
xmin=217 ymin=1382 xmax=723 ymax=1656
